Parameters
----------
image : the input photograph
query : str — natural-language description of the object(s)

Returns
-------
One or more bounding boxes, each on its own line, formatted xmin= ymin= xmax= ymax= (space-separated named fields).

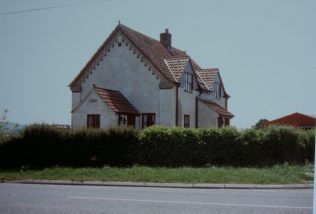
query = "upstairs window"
xmin=214 ymin=82 xmax=222 ymax=99
xmin=184 ymin=115 xmax=190 ymax=128
xmin=142 ymin=113 xmax=156 ymax=128
xmin=87 ymin=114 xmax=100 ymax=128
xmin=184 ymin=73 xmax=193 ymax=92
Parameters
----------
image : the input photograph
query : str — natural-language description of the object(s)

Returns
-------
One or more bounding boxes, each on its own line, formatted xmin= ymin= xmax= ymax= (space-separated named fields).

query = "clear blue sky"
xmin=0 ymin=0 xmax=315 ymax=128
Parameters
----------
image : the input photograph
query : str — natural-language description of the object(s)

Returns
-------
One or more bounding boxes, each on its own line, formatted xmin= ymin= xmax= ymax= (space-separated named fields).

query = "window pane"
xmin=184 ymin=115 xmax=190 ymax=128
xmin=87 ymin=114 xmax=100 ymax=128
xmin=184 ymin=73 xmax=193 ymax=92
xmin=142 ymin=113 xmax=155 ymax=128
xmin=119 ymin=114 xmax=127 ymax=127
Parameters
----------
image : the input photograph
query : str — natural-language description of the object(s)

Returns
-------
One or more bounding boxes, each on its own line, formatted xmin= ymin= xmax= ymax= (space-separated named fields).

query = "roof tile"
xmin=267 ymin=112 xmax=316 ymax=128
xmin=94 ymin=86 xmax=139 ymax=114
xmin=195 ymin=69 xmax=218 ymax=90
xmin=70 ymin=24 xmax=228 ymax=96
xmin=164 ymin=57 xmax=190 ymax=81
xmin=201 ymin=100 xmax=234 ymax=117
xmin=119 ymin=24 xmax=188 ymax=82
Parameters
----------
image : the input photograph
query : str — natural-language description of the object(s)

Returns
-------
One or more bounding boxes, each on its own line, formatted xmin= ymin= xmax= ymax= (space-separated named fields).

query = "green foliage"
xmin=0 ymin=164 xmax=313 ymax=184
xmin=0 ymin=124 xmax=138 ymax=168
xmin=0 ymin=124 xmax=314 ymax=168
xmin=138 ymin=126 xmax=200 ymax=166
xmin=252 ymin=119 xmax=269 ymax=129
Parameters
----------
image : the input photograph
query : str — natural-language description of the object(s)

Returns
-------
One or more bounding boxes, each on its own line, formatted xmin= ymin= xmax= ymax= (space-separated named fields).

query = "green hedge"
xmin=0 ymin=125 xmax=314 ymax=168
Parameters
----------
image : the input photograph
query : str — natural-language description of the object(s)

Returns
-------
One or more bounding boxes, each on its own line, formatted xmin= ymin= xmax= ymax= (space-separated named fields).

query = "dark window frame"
xmin=184 ymin=72 xmax=193 ymax=92
xmin=184 ymin=115 xmax=190 ymax=128
xmin=142 ymin=113 xmax=156 ymax=128
xmin=217 ymin=116 xmax=223 ymax=128
xmin=87 ymin=114 xmax=100 ymax=128
xmin=214 ymin=82 xmax=222 ymax=99
xmin=118 ymin=114 xmax=136 ymax=128
xmin=224 ymin=118 xmax=230 ymax=126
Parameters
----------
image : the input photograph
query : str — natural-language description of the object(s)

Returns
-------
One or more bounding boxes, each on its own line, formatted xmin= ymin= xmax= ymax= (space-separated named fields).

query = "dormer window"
xmin=184 ymin=73 xmax=193 ymax=92
xmin=214 ymin=82 xmax=222 ymax=99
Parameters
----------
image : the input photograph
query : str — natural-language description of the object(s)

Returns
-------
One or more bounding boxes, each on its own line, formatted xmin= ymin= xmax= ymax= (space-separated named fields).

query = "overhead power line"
xmin=0 ymin=0 xmax=110 ymax=16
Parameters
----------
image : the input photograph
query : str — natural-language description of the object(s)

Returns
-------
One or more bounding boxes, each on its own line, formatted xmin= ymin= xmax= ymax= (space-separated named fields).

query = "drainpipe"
xmin=175 ymin=85 xmax=179 ymax=126
xmin=195 ymin=97 xmax=198 ymax=128
xmin=195 ymin=91 xmax=203 ymax=128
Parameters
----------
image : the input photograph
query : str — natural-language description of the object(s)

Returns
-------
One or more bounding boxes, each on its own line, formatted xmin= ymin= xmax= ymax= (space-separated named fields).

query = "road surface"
xmin=0 ymin=183 xmax=313 ymax=214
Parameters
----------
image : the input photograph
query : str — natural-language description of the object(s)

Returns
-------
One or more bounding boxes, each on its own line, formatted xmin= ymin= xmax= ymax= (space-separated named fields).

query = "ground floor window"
xmin=142 ymin=113 xmax=156 ymax=128
xmin=87 ymin=114 xmax=100 ymax=128
xmin=118 ymin=114 xmax=136 ymax=128
xmin=218 ymin=116 xmax=230 ymax=128
xmin=184 ymin=115 xmax=190 ymax=128
xmin=224 ymin=118 xmax=230 ymax=126
xmin=218 ymin=116 xmax=223 ymax=128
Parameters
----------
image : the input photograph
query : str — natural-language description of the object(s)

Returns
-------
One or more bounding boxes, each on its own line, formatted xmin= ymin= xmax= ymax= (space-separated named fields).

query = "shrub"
xmin=0 ymin=124 xmax=314 ymax=168
xmin=0 ymin=125 xmax=138 ymax=168
xmin=138 ymin=126 xmax=201 ymax=167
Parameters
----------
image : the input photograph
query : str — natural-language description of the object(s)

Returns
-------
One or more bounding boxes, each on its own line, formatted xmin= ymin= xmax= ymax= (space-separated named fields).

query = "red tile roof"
xmin=119 ymin=24 xmax=188 ymax=83
xmin=201 ymin=100 xmax=234 ymax=117
xmin=94 ymin=86 xmax=139 ymax=115
xmin=164 ymin=57 xmax=190 ymax=81
xmin=69 ymin=24 xmax=225 ymax=93
xmin=266 ymin=112 xmax=316 ymax=128
xmin=195 ymin=68 xmax=230 ymax=97
xmin=195 ymin=69 xmax=218 ymax=90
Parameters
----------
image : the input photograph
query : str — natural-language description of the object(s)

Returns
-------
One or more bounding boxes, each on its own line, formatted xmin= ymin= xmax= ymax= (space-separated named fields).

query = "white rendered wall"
xmin=72 ymin=89 xmax=117 ymax=128
xmin=72 ymin=92 xmax=81 ymax=110
xmin=74 ymin=35 xmax=170 ymax=128
xmin=177 ymin=63 xmax=199 ymax=127
xmin=198 ymin=100 xmax=218 ymax=128
xmin=159 ymin=87 xmax=176 ymax=126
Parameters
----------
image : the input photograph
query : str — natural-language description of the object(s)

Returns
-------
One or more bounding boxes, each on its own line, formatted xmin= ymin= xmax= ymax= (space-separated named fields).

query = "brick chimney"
xmin=160 ymin=29 xmax=172 ymax=50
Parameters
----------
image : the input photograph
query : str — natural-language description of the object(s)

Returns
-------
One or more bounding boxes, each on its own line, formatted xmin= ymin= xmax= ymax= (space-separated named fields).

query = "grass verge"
xmin=0 ymin=164 xmax=313 ymax=184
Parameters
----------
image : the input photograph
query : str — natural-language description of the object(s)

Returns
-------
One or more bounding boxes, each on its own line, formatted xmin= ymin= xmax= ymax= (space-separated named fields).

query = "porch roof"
xmin=201 ymin=100 xmax=234 ymax=118
xmin=94 ymin=85 xmax=140 ymax=115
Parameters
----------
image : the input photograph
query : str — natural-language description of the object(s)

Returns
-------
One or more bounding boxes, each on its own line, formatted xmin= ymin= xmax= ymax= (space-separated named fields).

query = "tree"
xmin=253 ymin=119 xmax=269 ymax=129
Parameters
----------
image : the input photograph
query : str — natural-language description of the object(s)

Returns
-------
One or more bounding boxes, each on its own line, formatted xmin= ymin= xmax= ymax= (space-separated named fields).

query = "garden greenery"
xmin=0 ymin=125 xmax=314 ymax=168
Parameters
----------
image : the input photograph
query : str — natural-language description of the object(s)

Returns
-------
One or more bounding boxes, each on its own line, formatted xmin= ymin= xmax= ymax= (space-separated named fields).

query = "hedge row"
xmin=0 ymin=125 xmax=314 ymax=168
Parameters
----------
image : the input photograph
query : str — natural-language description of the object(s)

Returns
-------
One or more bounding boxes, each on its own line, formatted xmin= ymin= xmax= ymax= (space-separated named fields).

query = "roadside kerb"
xmin=4 ymin=180 xmax=313 ymax=189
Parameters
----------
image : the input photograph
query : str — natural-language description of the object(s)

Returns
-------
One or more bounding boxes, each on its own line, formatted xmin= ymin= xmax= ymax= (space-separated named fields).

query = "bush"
xmin=138 ymin=126 xmax=200 ymax=166
xmin=0 ymin=124 xmax=314 ymax=168
xmin=0 ymin=125 xmax=138 ymax=168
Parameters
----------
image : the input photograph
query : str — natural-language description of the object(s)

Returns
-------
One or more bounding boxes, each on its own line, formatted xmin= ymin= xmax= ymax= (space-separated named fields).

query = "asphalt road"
xmin=0 ymin=183 xmax=313 ymax=214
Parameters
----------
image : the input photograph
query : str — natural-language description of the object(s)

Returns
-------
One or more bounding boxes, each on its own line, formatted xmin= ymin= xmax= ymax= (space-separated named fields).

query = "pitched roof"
xmin=266 ymin=112 xmax=316 ymax=128
xmin=119 ymin=24 xmax=188 ymax=83
xmin=195 ymin=68 xmax=218 ymax=90
xmin=94 ymin=86 xmax=139 ymax=115
xmin=164 ymin=57 xmax=190 ymax=81
xmin=195 ymin=68 xmax=230 ymax=97
xmin=69 ymin=24 xmax=228 ymax=95
xmin=201 ymin=100 xmax=234 ymax=117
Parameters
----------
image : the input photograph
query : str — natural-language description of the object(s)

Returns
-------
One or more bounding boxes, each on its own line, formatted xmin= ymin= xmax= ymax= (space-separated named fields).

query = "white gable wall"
xmin=72 ymin=89 xmax=117 ymax=128
xmin=75 ymin=37 xmax=173 ymax=127
xmin=72 ymin=92 xmax=81 ymax=110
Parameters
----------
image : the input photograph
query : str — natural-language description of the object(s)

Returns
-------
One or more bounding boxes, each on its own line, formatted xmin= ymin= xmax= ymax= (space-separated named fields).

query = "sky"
xmin=0 ymin=0 xmax=315 ymax=128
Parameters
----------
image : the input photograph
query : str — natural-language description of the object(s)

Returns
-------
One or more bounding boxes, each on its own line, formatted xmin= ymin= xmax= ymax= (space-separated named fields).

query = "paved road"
xmin=0 ymin=183 xmax=313 ymax=214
